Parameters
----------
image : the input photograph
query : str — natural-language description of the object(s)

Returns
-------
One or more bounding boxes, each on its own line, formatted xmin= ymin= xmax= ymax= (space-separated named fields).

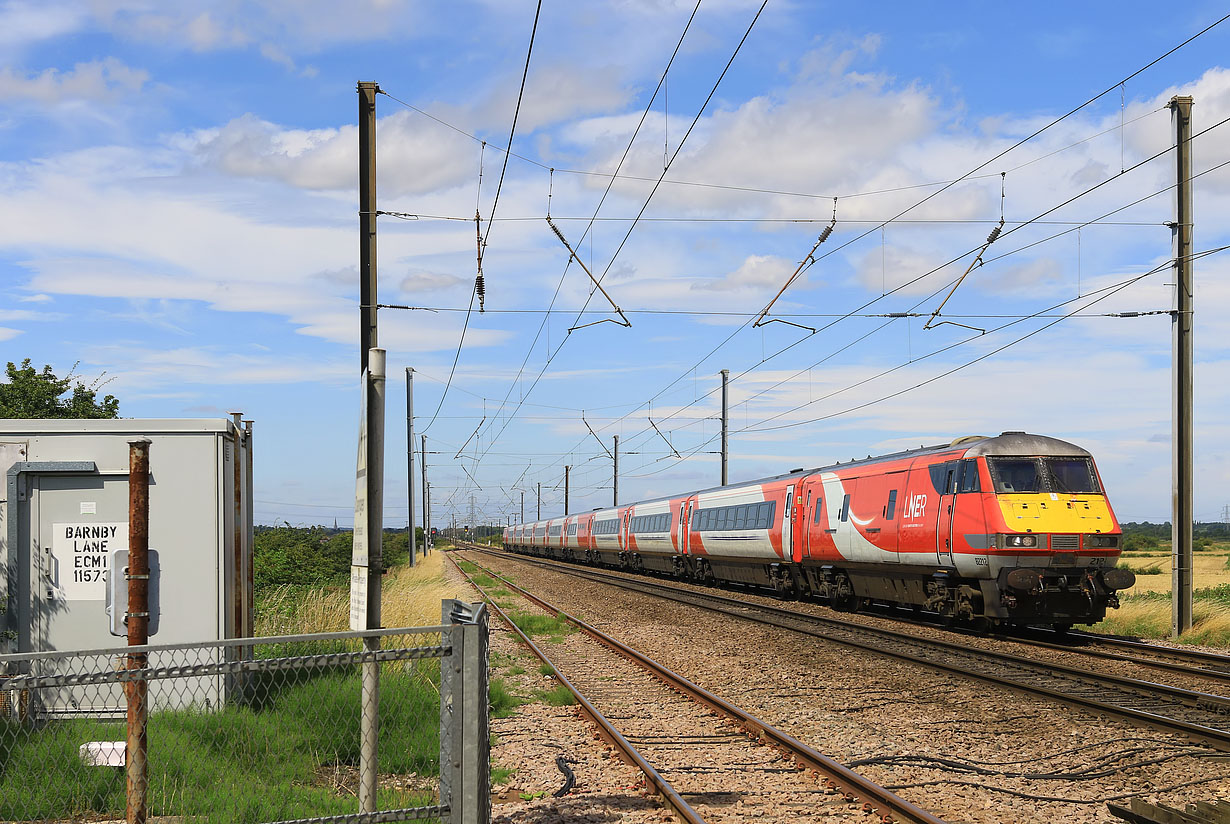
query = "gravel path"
xmin=464 ymin=550 xmax=1230 ymax=823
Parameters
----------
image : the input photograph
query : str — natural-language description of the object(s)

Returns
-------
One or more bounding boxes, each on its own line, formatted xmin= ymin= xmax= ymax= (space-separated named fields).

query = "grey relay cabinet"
xmin=1 ymin=417 xmax=253 ymax=714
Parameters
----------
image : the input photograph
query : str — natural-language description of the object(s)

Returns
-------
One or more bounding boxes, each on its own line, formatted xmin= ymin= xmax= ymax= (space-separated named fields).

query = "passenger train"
xmin=501 ymin=432 xmax=1135 ymax=629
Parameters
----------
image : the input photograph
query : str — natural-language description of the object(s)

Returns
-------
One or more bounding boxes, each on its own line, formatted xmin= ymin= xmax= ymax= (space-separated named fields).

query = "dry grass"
xmin=1089 ymin=596 xmax=1230 ymax=647
xmin=1116 ymin=552 xmax=1230 ymax=596
xmin=255 ymin=552 xmax=469 ymax=636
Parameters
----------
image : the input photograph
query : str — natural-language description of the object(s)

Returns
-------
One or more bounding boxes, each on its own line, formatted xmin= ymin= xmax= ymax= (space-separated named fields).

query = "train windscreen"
xmin=988 ymin=456 xmax=1100 ymax=494
xmin=987 ymin=458 xmax=1041 ymax=493
xmin=1044 ymin=457 xmax=1100 ymax=493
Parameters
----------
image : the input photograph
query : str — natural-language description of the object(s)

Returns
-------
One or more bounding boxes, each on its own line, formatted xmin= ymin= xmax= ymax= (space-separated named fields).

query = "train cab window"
xmin=839 ymin=493 xmax=851 ymax=522
xmin=929 ymin=461 xmax=960 ymax=495
xmin=988 ymin=458 xmax=1042 ymax=493
xmin=885 ymin=489 xmax=897 ymax=520
xmin=1045 ymin=458 xmax=1100 ymax=493
xmin=958 ymin=460 xmax=981 ymax=493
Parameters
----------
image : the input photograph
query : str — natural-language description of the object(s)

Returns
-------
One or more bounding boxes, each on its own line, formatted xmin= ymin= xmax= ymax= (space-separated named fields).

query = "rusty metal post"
xmin=126 ymin=438 xmax=151 ymax=824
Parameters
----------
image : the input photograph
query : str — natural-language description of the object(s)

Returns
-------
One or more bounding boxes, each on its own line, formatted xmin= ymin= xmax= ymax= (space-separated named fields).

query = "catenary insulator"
xmin=476 ymin=274 xmax=485 ymax=310
xmin=986 ymin=225 xmax=1002 ymax=244
xmin=818 ymin=224 xmax=834 ymax=243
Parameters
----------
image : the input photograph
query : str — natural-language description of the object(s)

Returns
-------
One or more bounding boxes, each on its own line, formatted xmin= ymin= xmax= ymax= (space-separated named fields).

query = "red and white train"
xmin=502 ymin=432 xmax=1135 ymax=629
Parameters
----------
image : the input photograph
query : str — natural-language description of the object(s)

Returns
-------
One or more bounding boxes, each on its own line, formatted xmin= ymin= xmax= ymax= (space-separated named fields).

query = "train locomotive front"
xmin=503 ymin=432 xmax=1134 ymax=630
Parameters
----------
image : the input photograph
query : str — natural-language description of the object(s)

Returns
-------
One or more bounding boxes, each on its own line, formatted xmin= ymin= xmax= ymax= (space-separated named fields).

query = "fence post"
xmin=440 ymin=600 xmax=490 ymax=824
xmin=126 ymin=438 xmax=151 ymax=824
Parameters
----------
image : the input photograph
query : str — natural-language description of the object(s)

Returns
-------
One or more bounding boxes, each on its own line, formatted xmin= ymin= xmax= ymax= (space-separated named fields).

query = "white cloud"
xmin=400 ymin=271 xmax=467 ymax=293
xmin=0 ymin=58 xmax=148 ymax=103
xmin=702 ymin=254 xmax=795 ymax=291
xmin=0 ymin=326 xmax=21 ymax=341
xmin=0 ymin=2 xmax=83 ymax=49
xmin=184 ymin=111 xmax=476 ymax=195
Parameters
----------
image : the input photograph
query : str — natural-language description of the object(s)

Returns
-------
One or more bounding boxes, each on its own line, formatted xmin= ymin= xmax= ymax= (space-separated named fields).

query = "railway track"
xmin=463 ymin=545 xmax=1230 ymax=751
xmin=450 ymin=550 xmax=948 ymax=824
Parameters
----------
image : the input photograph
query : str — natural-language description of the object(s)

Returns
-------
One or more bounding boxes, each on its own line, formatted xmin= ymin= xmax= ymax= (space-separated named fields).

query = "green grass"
xmin=538 ymin=663 xmax=556 ymax=677
xmin=506 ymin=665 xmax=526 ymax=676
xmin=0 ymin=664 xmax=441 ymax=823
xmin=1117 ymin=561 xmax=1164 ymax=575
xmin=506 ymin=611 xmax=573 ymax=644
xmin=534 ymin=684 xmax=576 ymax=707
xmin=489 ymin=677 xmax=523 ymax=719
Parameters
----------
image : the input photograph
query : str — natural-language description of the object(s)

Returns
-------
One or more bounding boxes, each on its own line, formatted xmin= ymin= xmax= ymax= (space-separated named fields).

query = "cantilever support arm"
xmin=545 ymin=216 xmax=631 ymax=329
xmin=648 ymin=418 xmax=681 ymax=458
xmin=753 ymin=220 xmax=834 ymax=328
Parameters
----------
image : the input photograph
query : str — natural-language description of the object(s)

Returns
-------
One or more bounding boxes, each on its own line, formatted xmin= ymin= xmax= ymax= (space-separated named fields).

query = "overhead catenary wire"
xmin=397 ymin=0 xmax=541 ymax=432
xmin=501 ymin=19 xmax=1230 ymax=493
xmin=472 ymin=0 xmax=704 ymax=459
xmin=400 ymin=12 xmax=1220 ymax=504
xmin=575 ymin=114 xmax=1230 ymax=466
xmin=475 ymin=0 xmax=764 ymax=463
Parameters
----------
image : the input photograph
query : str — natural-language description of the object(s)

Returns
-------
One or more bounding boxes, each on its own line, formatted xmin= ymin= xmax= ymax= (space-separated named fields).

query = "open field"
xmin=256 ymin=550 xmax=467 ymax=635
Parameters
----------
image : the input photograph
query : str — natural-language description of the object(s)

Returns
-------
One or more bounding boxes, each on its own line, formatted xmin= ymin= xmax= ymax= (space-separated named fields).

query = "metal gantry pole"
xmin=406 ymin=368 xmax=416 ymax=567
xmin=357 ymin=79 xmax=384 ymax=815
xmin=359 ymin=348 xmax=386 ymax=813
xmin=358 ymin=81 xmax=379 ymax=373
xmin=720 ymin=368 xmax=729 ymax=486
xmin=421 ymin=434 xmax=430 ymax=552
xmin=537 ymin=482 xmax=541 ymax=520
xmin=520 ymin=490 xmax=525 ymax=524
xmin=613 ymin=435 xmax=620 ymax=506
xmin=564 ymin=465 xmax=570 ymax=516
xmin=126 ymin=438 xmax=152 ymax=824
xmin=1170 ymin=94 xmax=1195 ymax=637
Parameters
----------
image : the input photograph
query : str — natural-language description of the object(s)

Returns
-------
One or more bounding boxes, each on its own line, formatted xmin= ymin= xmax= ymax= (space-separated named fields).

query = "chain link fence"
xmin=0 ymin=600 xmax=488 ymax=824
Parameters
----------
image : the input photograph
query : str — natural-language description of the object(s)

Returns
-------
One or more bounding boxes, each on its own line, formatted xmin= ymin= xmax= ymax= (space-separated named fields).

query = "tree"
xmin=0 ymin=359 xmax=119 ymax=419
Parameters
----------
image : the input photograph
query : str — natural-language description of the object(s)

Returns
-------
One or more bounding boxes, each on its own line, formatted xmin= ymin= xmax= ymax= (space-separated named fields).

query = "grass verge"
xmin=1081 ymin=584 xmax=1230 ymax=645
xmin=0 ymin=666 xmax=440 ymax=823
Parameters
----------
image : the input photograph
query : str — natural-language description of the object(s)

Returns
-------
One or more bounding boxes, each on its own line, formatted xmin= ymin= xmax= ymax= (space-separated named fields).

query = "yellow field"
xmin=255 ymin=551 xmax=470 ymax=636
xmin=1116 ymin=552 xmax=1230 ymax=596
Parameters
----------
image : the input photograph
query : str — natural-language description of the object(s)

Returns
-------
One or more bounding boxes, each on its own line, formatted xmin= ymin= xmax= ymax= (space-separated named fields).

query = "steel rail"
xmin=450 ymin=548 xmax=948 ymax=824
xmin=450 ymin=555 xmax=710 ymax=824
xmin=1059 ymin=628 xmax=1230 ymax=671
xmin=467 ymin=546 xmax=1230 ymax=751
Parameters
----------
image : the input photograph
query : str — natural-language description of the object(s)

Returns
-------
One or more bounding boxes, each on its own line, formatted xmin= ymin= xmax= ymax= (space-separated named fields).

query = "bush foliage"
xmin=253 ymin=527 xmax=421 ymax=590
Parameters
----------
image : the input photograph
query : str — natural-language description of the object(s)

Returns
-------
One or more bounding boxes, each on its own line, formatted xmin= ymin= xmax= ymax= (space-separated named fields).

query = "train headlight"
xmin=1086 ymin=534 xmax=1119 ymax=549
xmin=1004 ymin=534 xmax=1038 ymax=548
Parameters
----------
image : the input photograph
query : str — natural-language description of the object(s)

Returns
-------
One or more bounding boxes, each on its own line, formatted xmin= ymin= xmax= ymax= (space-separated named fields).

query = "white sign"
xmin=79 ymin=501 xmax=97 ymax=515
xmin=349 ymin=565 xmax=368 ymax=631
xmin=52 ymin=522 xmax=127 ymax=601
xmin=352 ymin=367 xmax=369 ymax=568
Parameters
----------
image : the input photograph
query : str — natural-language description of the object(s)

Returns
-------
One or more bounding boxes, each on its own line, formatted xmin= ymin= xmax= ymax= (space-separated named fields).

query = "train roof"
xmin=513 ymin=432 xmax=1091 ymax=526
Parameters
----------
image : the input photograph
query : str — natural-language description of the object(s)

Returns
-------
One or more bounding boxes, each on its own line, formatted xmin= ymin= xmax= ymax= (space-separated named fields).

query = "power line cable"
xmin=477 ymin=0 xmax=768 ymax=462
xmin=407 ymin=0 xmax=542 ymax=433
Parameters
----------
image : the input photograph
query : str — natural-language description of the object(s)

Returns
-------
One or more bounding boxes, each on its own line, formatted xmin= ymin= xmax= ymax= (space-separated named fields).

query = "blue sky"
xmin=3 ymin=1 xmax=1230 ymax=529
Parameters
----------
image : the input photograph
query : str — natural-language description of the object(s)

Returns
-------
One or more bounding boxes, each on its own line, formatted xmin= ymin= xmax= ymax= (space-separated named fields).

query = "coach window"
xmin=885 ymin=489 xmax=898 ymax=520
xmin=839 ymin=493 xmax=851 ymax=522
xmin=814 ymin=499 xmax=825 ymax=524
